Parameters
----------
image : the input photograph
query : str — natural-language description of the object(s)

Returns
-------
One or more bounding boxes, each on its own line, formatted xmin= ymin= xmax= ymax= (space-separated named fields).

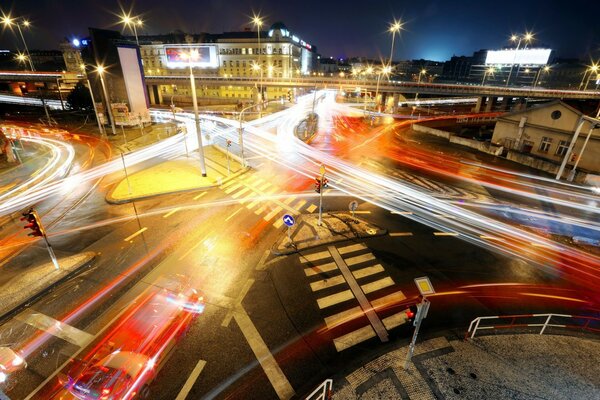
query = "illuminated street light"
xmin=582 ymin=64 xmax=599 ymax=91
xmin=95 ymin=65 xmax=117 ymax=137
xmin=533 ymin=65 xmax=551 ymax=88
xmin=252 ymin=14 xmax=264 ymax=108
xmin=78 ymin=64 xmax=106 ymax=137
xmin=387 ymin=20 xmax=403 ymax=75
xmin=506 ymin=31 xmax=534 ymax=86
xmin=120 ymin=13 xmax=143 ymax=45
xmin=2 ymin=15 xmax=35 ymax=71
xmin=482 ymin=66 xmax=495 ymax=85
xmin=374 ymin=64 xmax=392 ymax=117
xmin=181 ymin=50 xmax=208 ymax=176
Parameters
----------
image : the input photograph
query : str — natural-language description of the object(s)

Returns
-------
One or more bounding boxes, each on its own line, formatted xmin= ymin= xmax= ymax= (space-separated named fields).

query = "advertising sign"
xmin=485 ymin=48 xmax=551 ymax=66
xmin=165 ymin=46 xmax=218 ymax=69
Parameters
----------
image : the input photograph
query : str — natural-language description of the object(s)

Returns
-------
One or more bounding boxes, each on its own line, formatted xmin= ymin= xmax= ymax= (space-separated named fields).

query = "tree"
xmin=66 ymin=82 xmax=93 ymax=111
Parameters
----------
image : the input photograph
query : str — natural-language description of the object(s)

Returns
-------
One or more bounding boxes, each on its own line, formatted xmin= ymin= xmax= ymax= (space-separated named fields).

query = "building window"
xmin=539 ymin=137 xmax=552 ymax=153
xmin=556 ymin=140 xmax=570 ymax=156
xmin=551 ymin=110 xmax=562 ymax=120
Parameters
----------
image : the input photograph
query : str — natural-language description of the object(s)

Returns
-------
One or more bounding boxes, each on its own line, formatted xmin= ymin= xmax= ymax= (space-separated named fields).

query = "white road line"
xmin=222 ymin=279 xmax=255 ymax=327
xmin=178 ymin=237 xmax=205 ymax=261
xmin=193 ymin=192 xmax=207 ymax=200
xmin=163 ymin=207 xmax=182 ymax=218
xmin=124 ymin=227 xmax=147 ymax=242
xmin=273 ymin=218 xmax=284 ymax=229
xmin=382 ymin=312 xmax=408 ymax=330
xmin=392 ymin=211 xmax=413 ymax=215
xmin=352 ymin=211 xmax=371 ymax=214
xmin=283 ymin=196 xmax=296 ymax=205
xmin=233 ymin=308 xmax=295 ymax=399
xmin=324 ymin=306 xmax=362 ymax=329
xmin=328 ymin=246 xmax=388 ymax=343
xmin=292 ymin=199 xmax=307 ymax=211
xmin=317 ymin=290 xmax=354 ymax=309
xmin=361 ymin=277 xmax=395 ymax=294
xmin=232 ymin=187 xmax=251 ymax=199
xmin=334 ymin=325 xmax=376 ymax=352
xmin=304 ymin=262 xmax=338 ymax=276
xmin=337 ymin=243 xmax=367 ymax=255
xmin=225 ymin=207 xmax=244 ymax=222
xmin=352 ymin=264 xmax=384 ymax=280
xmin=256 ymin=249 xmax=271 ymax=271
xmin=310 ymin=275 xmax=347 ymax=292
xmin=175 ymin=359 xmax=207 ymax=400
xmin=389 ymin=232 xmax=413 ymax=237
xmin=345 ymin=253 xmax=376 ymax=266
xmin=264 ymin=206 xmax=283 ymax=222
xmin=224 ymin=183 xmax=242 ymax=194
xmin=301 ymin=251 xmax=332 ymax=263
xmin=306 ymin=204 xmax=318 ymax=213
xmin=257 ymin=182 xmax=272 ymax=191
xmin=15 ymin=309 xmax=93 ymax=348
xmin=480 ymin=235 xmax=501 ymax=240
xmin=371 ymin=291 xmax=407 ymax=309
xmin=433 ymin=232 xmax=459 ymax=236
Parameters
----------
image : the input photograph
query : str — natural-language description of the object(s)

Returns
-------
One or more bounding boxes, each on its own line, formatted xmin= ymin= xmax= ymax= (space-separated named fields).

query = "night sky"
xmin=1 ymin=0 xmax=599 ymax=62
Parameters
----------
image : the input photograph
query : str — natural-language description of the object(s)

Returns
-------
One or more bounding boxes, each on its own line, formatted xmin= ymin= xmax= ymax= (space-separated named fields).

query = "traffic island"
xmin=0 ymin=251 xmax=96 ymax=320
xmin=272 ymin=212 xmax=387 ymax=255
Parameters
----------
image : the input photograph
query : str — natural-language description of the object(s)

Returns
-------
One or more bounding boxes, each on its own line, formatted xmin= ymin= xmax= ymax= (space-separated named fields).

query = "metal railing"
xmin=305 ymin=379 xmax=333 ymax=400
xmin=466 ymin=313 xmax=600 ymax=339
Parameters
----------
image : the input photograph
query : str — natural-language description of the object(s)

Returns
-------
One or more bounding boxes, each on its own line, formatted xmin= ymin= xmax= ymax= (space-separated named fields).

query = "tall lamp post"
xmin=582 ymin=64 xmax=599 ymax=91
xmin=482 ymin=67 xmax=495 ymax=85
xmin=252 ymin=16 xmax=264 ymax=101
xmin=120 ymin=14 xmax=143 ymax=46
xmin=96 ymin=66 xmax=117 ymax=137
xmin=387 ymin=20 xmax=402 ymax=77
xmin=81 ymin=64 xmax=105 ymax=137
xmin=415 ymin=69 xmax=427 ymax=100
xmin=534 ymin=65 xmax=550 ymax=88
xmin=506 ymin=32 xmax=533 ymax=86
xmin=374 ymin=65 xmax=391 ymax=113
xmin=2 ymin=16 xmax=34 ymax=71
xmin=183 ymin=50 xmax=207 ymax=177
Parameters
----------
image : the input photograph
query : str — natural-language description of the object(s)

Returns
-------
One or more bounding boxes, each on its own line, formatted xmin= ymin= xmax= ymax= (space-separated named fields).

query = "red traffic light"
xmin=314 ymin=177 xmax=321 ymax=193
xmin=21 ymin=210 xmax=44 ymax=237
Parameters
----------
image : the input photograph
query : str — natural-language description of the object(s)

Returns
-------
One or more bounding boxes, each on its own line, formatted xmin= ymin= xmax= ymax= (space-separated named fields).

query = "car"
xmin=62 ymin=275 xmax=204 ymax=400
xmin=0 ymin=347 xmax=26 ymax=391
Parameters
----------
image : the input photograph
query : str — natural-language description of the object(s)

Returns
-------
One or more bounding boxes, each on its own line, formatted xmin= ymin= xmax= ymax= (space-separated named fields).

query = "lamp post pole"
xmin=98 ymin=69 xmax=117 ymax=136
xmin=15 ymin=23 xmax=34 ymax=71
xmin=188 ymin=57 xmax=207 ymax=177
xmin=85 ymin=78 xmax=105 ymax=137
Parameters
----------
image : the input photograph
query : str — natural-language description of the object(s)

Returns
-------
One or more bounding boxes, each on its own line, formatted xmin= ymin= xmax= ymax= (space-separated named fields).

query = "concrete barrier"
xmin=411 ymin=124 xmax=450 ymax=139
xmin=449 ymin=135 xmax=503 ymax=156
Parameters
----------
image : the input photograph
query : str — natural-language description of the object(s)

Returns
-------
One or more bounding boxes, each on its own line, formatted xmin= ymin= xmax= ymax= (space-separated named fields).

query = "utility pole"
xmin=318 ymin=164 xmax=326 ymax=226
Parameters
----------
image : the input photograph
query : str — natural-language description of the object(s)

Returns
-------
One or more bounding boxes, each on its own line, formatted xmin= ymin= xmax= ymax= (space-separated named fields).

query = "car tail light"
xmin=102 ymin=388 xmax=111 ymax=395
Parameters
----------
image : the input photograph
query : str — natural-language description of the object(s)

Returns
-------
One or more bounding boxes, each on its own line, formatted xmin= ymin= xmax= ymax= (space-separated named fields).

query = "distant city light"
xmin=72 ymin=38 xmax=80 ymax=47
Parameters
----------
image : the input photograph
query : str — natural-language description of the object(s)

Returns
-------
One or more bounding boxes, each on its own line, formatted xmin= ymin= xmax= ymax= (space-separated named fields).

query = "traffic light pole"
xmin=404 ymin=297 xmax=430 ymax=369
xmin=318 ymin=167 xmax=325 ymax=226
xmin=43 ymin=234 xmax=60 ymax=270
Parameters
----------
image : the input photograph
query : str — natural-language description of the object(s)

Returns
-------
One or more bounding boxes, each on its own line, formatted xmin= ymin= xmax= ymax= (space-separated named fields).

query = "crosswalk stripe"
xmin=193 ymin=192 xmax=207 ymax=200
xmin=232 ymin=187 xmax=250 ymax=199
xmin=255 ymin=204 xmax=268 ymax=215
xmin=352 ymin=264 xmax=384 ymax=280
xmin=301 ymin=251 xmax=332 ymax=263
xmin=345 ymin=253 xmax=376 ymax=266
xmin=304 ymin=262 xmax=337 ymax=276
xmin=225 ymin=183 xmax=242 ymax=194
xmin=220 ymin=179 xmax=237 ymax=189
xmin=333 ymin=325 xmax=376 ymax=352
xmin=370 ymin=291 xmax=407 ymax=309
xmin=246 ymin=199 xmax=260 ymax=209
xmin=337 ymin=243 xmax=367 ymax=255
xmin=257 ymin=182 xmax=272 ymax=191
xmin=433 ymin=232 xmax=459 ymax=236
xmin=306 ymin=204 xmax=318 ymax=213
xmin=273 ymin=218 xmax=284 ymax=228
xmin=15 ymin=309 xmax=93 ymax=347
xmin=263 ymin=206 xmax=283 ymax=222
xmin=292 ymin=199 xmax=307 ymax=211
xmin=361 ymin=277 xmax=395 ymax=294
xmin=324 ymin=306 xmax=362 ymax=329
xmin=382 ymin=312 xmax=408 ymax=330
xmin=389 ymin=232 xmax=413 ymax=237
xmin=317 ymin=290 xmax=354 ymax=309
xmin=310 ymin=275 xmax=347 ymax=292
xmin=240 ymin=191 xmax=255 ymax=204
xmin=284 ymin=196 xmax=296 ymax=205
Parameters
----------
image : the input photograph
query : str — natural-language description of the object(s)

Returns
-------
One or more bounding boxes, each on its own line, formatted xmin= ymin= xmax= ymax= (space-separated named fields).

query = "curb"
xmin=0 ymin=252 xmax=97 ymax=323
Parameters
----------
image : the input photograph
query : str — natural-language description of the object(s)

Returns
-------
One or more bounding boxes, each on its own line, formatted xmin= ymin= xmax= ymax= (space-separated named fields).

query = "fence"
xmin=305 ymin=379 xmax=333 ymax=400
xmin=466 ymin=313 xmax=600 ymax=339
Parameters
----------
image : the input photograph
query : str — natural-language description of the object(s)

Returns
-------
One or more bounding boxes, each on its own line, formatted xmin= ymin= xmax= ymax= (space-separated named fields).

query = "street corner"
xmin=105 ymin=158 xmax=221 ymax=204
xmin=271 ymin=212 xmax=387 ymax=255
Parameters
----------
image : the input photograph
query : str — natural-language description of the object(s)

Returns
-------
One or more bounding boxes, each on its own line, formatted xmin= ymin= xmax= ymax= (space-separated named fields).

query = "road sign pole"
xmin=404 ymin=298 xmax=429 ymax=369
xmin=318 ymin=165 xmax=325 ymax=226
xmin=43 ymin=234 xmax=60 ymax=270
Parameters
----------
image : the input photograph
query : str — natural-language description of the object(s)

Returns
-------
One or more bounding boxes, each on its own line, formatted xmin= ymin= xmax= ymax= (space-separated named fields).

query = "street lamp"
xmin=252 ymin=15 xmax=264 ymax=105
xmin=581 ymin=64 xmax=599 ymax=91
xmin=387 ymin=20 xmax=402 ymax=74
xmin=2 ymin=15 xmax=35 ymax=71
xmin=182 ymin=50 xmax=208 ymax=177
xmin=506 ymin=32 xmax=533 ymax=86
xmin=482 ymin=66 xmax=495 ymax=85
xmin=534 ymin=65 xmax=550 ymax=88
xmin=374 ymin=65 xmax=391 ymax=115
xmin=95 ymin=65 xmax=117 ymax=137
xmin=415 ymin=69 xmax=427 ymax=100
xmin=120 ymin=14 xmax=143 ymax=45
xmin=80 ymin=64 xmax=105 ymax=137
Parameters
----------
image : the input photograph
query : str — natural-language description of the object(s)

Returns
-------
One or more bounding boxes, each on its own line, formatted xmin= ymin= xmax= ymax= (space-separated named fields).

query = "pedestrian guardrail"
xmin=305 ymin=379 xmax=333 ymax=400
xmin=466 ymin=313 xmax=600 ymax=339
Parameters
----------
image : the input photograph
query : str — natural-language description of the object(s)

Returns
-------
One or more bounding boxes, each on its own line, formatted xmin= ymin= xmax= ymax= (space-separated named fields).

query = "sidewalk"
xmin=107 ymin=122 xmax=177 ymax=154
xmin=106 ymin=144 xmax=246 ymax=204
xmin=0 ymin=252 xmax=96 ymax=319
xmin=331 ymin=333 xmax=600 ymax=400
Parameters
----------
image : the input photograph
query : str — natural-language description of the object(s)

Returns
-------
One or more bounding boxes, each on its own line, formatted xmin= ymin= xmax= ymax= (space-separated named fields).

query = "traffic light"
xmin=322 ymin=178 xmax=329 ymax=188
xmin=287 ymin=90 xmax=293 ymax=102
xmin=314 ymin=177 xmax=321 ymax=193
xmin=21 ymin=209 xmax=44 ymax=237
xmin=226 ymin=139 xmax=232 ymax=147
xmin=406 ymin=305 xmax=418 ymax=325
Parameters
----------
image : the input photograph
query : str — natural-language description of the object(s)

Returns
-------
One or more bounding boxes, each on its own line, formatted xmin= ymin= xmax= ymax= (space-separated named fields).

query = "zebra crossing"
xmin=219 ymin=173 xmax=319 ymax=229
xmin=300 ymin=243 xmax=410 ymax=352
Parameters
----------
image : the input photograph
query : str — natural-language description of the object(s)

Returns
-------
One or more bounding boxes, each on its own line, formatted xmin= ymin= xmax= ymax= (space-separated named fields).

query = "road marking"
xmin=175 ymin=360 xmax=207 ymax=400
xmin=257 ymin=182 xmax=272 ymax=191
xmin=256 ymin=249 xmax=271 ymax=270
xmin=273 ymin=218 xmax=284 ymax=229
xmin=324 ymin=306 xmax=362 ymax=329
xmin=301 ymin=251 xmax=332 ymax=263
xmin=15 ymin=309 xmax=93 ymax=348
xmin=224 ymin=183 xmax=242 ymax=194
xmin=222 ymin=278 xmax=254 ymax=327
xmin=433 ymin=232 xmax=459 ymax=236
xmin=220 ymin=179 xmax=237 ymax=189
xmin=283 ymin=196 xmax=296 ymax=205
xmin=264 ymin=206 xmax=283 ymax=222
xmin=382 ymin=312 xmax=408 ymax=330
xmin=225 ymin=207 xmax=244 ymax=222
xmin=193 ymin=192 xmax=207 ymax=200
xmin=306 ymin=204 xmax=318 ymax=213
xmin=334 ymin=325 xmax=376 ymax=352
xmin=240 ymin=191 xmax=255 ymax=204
xmin=352 ymin=211 xmax=371 ymax=214
xmin=233 ymin=308 xmax=295 ymax=399
xmin=352 ymin=264 xmax=384 ymax=280
xmin=328 ymin=246 xmax=388 ymax=343
xmin=337 ymin=243 xmax=367 ymax=255
xmin=389 ymin=232 xmax=413 ymax=237
xmin=361 ymin=277 xmax=395 ymax=294
xmin=232 ymin=187 xmax=251 ymax=199
xmin=178 ymin=237 xmax=205 ymax=261
xmin=392 ymin=211 xmax=412 ymax=215
xmin=317 ymin=290 xmax=354 ymax=309
xmin=124 ymin=227 xmax=147 ymax=242
xmin=163 ymin=207 xmax=182 ymax=218
xmin=345 ymin=253 xmax=376 ymax=266
xmin=480 ymin=235 xmax=501 ymax=240
xmin=292 ymin=199 xmax=307 ymax=211
xmin=310 ymin=275 xmax=347 ymax=292
xmin=246 ymin=198 xmax=261 ymax=209
xmin=371 ymin=291 xmax=407 ymax=310
xmin=255 ymin=204 xmax=268 ymax=215
xmin=304 ymin=262 xmax=337 ymax=277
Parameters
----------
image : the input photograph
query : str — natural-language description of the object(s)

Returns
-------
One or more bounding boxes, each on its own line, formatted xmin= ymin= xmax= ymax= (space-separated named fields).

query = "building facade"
xmin=491 ymin=101 xmax=600 ymax=174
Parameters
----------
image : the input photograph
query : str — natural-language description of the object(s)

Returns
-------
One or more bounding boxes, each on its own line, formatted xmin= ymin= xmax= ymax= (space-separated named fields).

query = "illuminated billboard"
xmin=165 ymin=45 xmax=218 ymax=69
xmin=485 ymin=48 xmax=551 ymax=66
